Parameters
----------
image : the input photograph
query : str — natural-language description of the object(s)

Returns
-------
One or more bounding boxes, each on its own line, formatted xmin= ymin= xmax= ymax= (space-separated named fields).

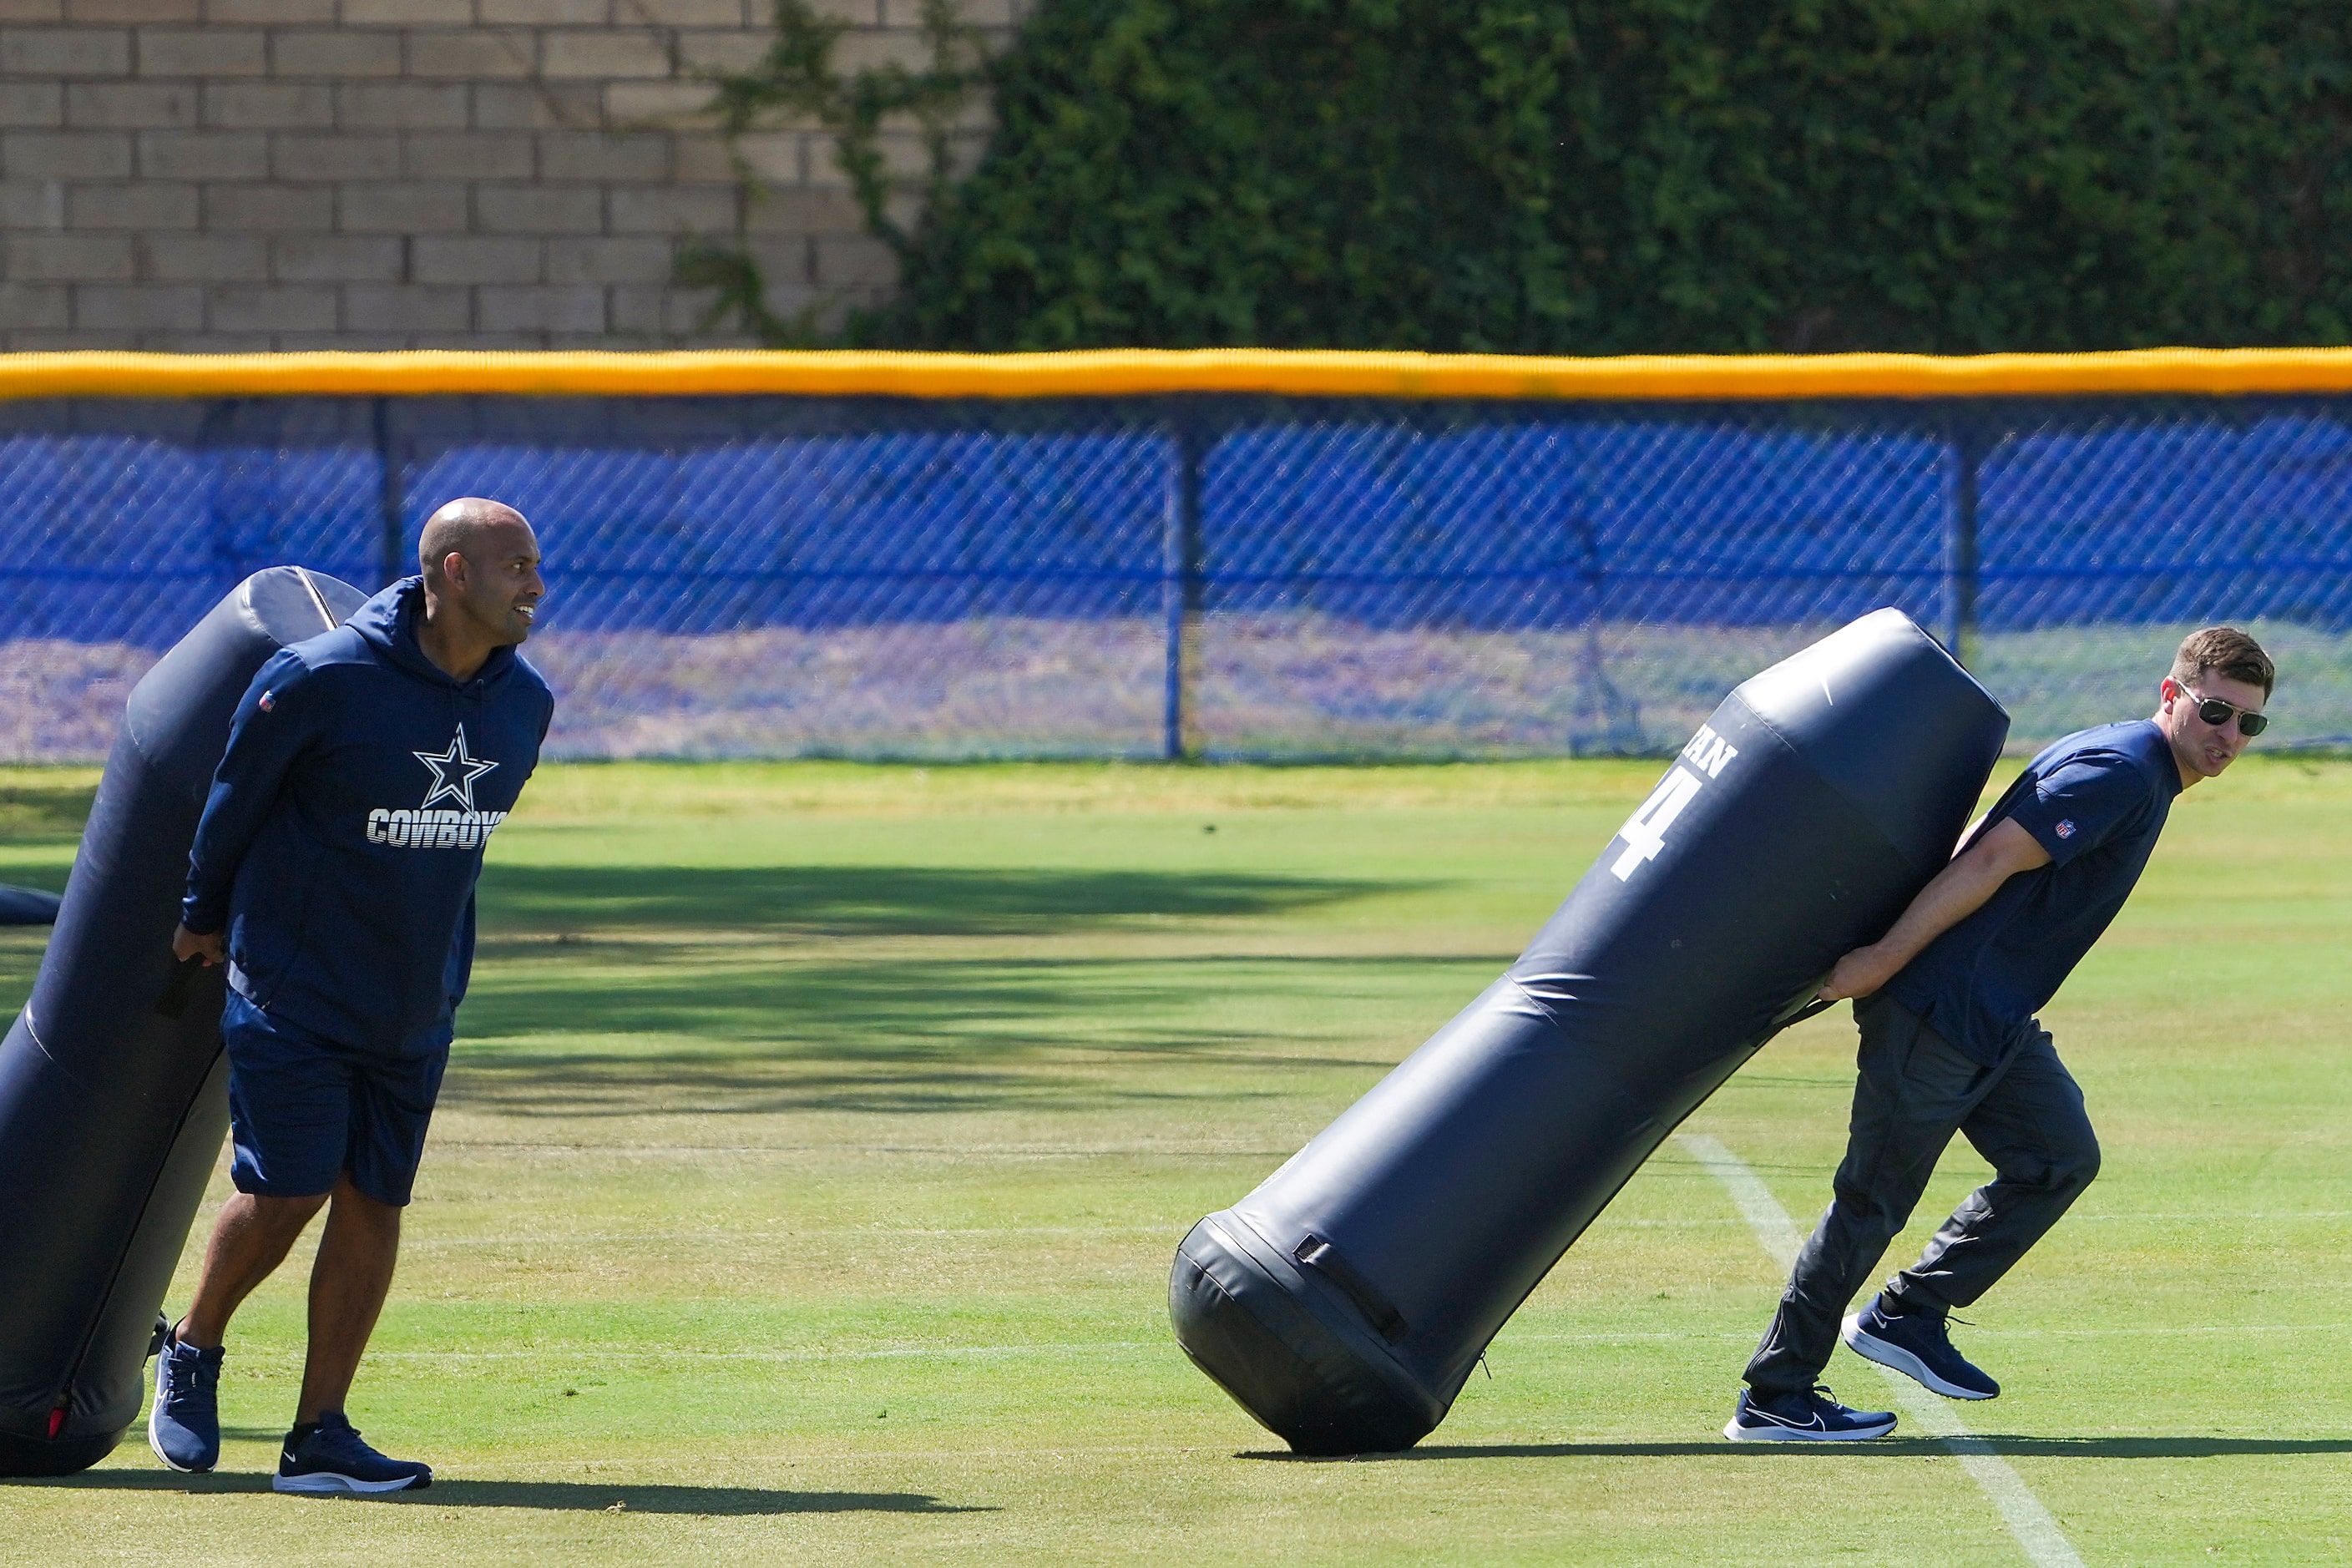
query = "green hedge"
xmin=731 ymin=1 xmax=2352 ymax=352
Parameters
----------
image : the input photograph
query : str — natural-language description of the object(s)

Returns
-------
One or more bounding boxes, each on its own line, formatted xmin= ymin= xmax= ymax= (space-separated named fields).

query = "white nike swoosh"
xmin=1757 ymin=1412 xmax=1825 ymax=1430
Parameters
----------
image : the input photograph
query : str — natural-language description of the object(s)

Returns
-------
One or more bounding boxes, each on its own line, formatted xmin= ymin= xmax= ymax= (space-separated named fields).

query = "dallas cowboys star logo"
xmin=415 ymin=725 xmax=499 ymax=812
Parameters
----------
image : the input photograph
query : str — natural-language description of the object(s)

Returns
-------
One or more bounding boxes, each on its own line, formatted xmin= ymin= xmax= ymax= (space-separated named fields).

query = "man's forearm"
xmin=1818 ymin=818 xmax=2051 ymax=1002
xmin=1856 ymin=855 xmax=2013 ymax=977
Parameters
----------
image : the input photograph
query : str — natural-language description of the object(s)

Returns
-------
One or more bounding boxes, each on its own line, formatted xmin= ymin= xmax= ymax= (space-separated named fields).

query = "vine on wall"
xmin=678 ymin=0 xmax=989 ymax=344
xmin=690 ymin=1 xmax=2352 ymax=352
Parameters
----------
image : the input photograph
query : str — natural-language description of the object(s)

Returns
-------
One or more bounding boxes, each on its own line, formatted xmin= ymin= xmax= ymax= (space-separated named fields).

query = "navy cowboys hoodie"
xmin=182 ymin=576 xmax=554 ymax=1056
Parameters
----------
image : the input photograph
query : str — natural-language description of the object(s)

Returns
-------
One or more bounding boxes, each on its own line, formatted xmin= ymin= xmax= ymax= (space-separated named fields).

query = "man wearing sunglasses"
xmin=1726 ymin=625 xmax=2274 ymax=1442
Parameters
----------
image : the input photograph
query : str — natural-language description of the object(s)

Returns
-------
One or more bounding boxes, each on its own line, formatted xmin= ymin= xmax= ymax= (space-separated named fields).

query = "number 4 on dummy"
xmin=1610 ymin=724 xmax=1739 ymax=881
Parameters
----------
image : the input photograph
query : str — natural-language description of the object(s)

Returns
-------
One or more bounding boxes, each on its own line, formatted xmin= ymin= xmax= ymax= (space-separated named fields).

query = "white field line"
xmin=432 ymin=1147 xmax=1297 ymax=1161
xmin=238 ymin=1323 xmax=2352 ymax=1370
xmin=1678 ymin=1133 xmax=2086 ymax=1568
xmin=405 ymin=1224 xmax=1185 ymax=1247
xmin=1507 ymin=1321 xmax=2352 ymax=1345
xmin=2031 ymin=1211 xmax=2352 ymax=1224
xmin=250 ymin=1341 xmax=1165 ymax=1365
xmin=400 ymin=1214 xmax=2352 ymax=1251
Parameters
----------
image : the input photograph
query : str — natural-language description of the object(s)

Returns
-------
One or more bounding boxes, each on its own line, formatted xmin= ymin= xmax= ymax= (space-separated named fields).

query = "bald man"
xmin=149 ymin=499 xmax=552 ymax=1494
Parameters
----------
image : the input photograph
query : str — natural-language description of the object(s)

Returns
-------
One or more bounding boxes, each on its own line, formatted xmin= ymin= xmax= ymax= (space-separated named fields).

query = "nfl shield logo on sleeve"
xmin=2055 ymin=819 xmax=2075 ymax=838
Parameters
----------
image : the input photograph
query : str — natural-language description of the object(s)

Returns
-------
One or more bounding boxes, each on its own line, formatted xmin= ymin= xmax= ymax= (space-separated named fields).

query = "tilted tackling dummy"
xmin=0 ymin=566 xmax=365 ymax=1477
xmin=1169 ymin=609 xmax=2009 ymax=1454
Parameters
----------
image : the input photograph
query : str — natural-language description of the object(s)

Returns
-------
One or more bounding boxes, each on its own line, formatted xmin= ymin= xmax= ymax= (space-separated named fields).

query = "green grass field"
xmin=0 ymin=757 xmax=2346 ymax=1565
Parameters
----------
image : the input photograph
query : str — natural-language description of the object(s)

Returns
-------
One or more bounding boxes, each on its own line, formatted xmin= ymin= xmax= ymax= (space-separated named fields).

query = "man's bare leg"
xmin=294 ymin=1174 xmax=402 ymax=1425
xmin=153 ymin=1186 xmax=328 ymax=1471
xmin=179 ymin=1189 xmax=331 ymax=1349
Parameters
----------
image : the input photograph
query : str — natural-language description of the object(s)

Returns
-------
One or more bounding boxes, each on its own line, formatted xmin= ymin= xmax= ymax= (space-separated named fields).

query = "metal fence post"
xmin=373 ymin=396 xmax=404 ymax=588
xmin=200 ymin=399 xmax=234 ymax=585
xmin=1944 ymin=407 xmax=1983 ymax=668
xmin=1162 ymin=411 xmax=1205 ymax=759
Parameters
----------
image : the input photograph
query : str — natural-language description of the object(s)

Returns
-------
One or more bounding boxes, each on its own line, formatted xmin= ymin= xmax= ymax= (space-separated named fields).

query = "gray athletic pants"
xmin=1743 ymin=991 xmax=2101 ymax=1396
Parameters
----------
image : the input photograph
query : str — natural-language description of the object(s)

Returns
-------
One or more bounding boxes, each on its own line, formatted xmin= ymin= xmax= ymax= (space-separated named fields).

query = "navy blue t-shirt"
xmin=1884 ymin=719 xmax=2182 ymax=1065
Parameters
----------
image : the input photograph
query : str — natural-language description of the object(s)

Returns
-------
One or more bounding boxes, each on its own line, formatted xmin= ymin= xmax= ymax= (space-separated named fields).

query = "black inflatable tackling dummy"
xmin=1169 ymin=609 xmax=2011 ymax=1454
xmin=0 ymin=886 xmax=60 ymax=925
xmin=0 ymin=567 xmax=364 ymax=1476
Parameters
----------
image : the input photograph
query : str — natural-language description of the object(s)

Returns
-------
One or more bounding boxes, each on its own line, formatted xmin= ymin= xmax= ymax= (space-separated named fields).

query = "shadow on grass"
xmin=441 ymin=862 xmax=1461 ymax=1116
xmin=452 ymin=938 xmax=1468 ymax=1116
xmin=1248 ymin=1435 xmax=2352 ymax=1461
xmin=444 ymin=1053 xmax=1285 ymax=1119
xmin=18 ymin=1470 xmax=991 ymax=1514
xmin=478 ymin=862 xmax=1405 ymax=940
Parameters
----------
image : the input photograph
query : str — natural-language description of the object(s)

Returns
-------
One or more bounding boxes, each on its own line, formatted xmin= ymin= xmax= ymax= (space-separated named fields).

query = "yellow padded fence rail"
xmin=5 ymin=346 xmax=2352 ymax=402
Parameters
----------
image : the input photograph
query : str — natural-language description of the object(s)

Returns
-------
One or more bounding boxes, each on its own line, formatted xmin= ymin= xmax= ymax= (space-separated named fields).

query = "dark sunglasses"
xmin=2177 ymin=685 xmax=2269 ymax=737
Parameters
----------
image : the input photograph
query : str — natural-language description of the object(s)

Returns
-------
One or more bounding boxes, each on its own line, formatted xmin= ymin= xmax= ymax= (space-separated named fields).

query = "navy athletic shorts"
xmin=221 ymin=989 xmax=450 ymax=1207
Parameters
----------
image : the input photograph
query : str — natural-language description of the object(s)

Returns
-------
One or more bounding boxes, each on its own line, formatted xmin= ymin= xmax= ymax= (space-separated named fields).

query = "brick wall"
xmin=0 ymin=1 xmax=1018 ymax=350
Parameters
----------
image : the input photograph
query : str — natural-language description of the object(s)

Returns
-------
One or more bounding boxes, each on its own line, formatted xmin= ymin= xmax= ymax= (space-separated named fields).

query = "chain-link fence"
xmin=3 ymin=394 xmax=2345 ymax=762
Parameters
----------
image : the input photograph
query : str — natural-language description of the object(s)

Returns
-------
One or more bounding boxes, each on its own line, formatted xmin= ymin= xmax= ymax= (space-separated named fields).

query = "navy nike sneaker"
xmin=1842 ymin=1295 xmax=2000 ymax=1400
xmin=1723 ymin=1384 xmax=1897 ymax=1442
xmin=273 ymin=1412 xmax=432 ymax=1495
xmin=148 ymin=1330 xmax=224 ymax=1473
